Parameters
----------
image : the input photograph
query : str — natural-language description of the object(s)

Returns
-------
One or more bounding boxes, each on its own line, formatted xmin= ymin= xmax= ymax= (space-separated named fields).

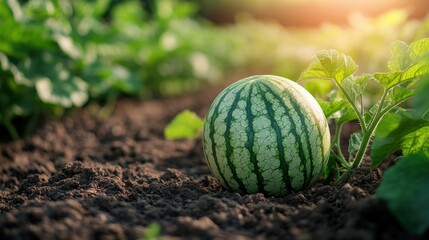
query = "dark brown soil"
xmin=1 ymin=81 xmax=428 ymax=240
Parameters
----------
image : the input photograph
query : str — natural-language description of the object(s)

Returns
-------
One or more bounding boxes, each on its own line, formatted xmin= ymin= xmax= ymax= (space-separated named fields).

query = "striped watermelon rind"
xmin=203 ymin=75 xmax=330 ymax=196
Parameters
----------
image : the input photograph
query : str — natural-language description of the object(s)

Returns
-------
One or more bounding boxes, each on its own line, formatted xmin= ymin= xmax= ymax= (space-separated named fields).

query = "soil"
xmin=1 ymin=80 xmax=428 ymax=240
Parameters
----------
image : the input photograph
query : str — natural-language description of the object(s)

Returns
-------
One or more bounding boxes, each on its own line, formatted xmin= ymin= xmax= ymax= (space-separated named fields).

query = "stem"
xmin=99 ymin=91 xmax=118 ymax=118
xmin=335 ymin=81 xmax=367 ymax=134
xmin=336 ymin=95 xmax=410 ymax=184
xmin=351 ymin=89 xmax=391 ymax=170
xmin=337 ymin=112 xmax=384 ymax=184
xmin=352 ymin=90 xmax=412 ymax=170
xmin=24 ymin=113 xmax=40 ymax=137
xmin=4 ymin=118 xmax=20 ymax=141
xmin=380 ymin=95 xmax=412 ymax=116
xmin=334 ymin=122 xmax=346 ymax=161
xmin=350 ymin=121 xmax=379 ymax=169
xmin=368 ymin=88 xmax=387 ymax=128
xmin=331 ymin=149 xmax=351 ymax=168
xmin=336 ymin=91 xmax=388 ymax=184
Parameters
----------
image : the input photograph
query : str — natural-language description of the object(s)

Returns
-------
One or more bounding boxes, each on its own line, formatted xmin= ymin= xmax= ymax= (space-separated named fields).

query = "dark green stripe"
xmin=281 ymin=81 xmax=327 ymax=181
xmin=256 ymin=84 xmax=293 ymax=192
xmin=273 ymin=79 xmax=324 ymax=187
xmin=224 ymin=86 xmax=248 ymax=194
xmin=284 ymin=83 xmax=326 ymax=180
xmin=288 ymin=96 xmax=315 ymax=188
xmin=259 ymin=82 xmax=308 ymax=189
xmin=207 ymin=84 xmax=242 ymax=190
xmin=245 ymin=84 xmax=267 ymax=194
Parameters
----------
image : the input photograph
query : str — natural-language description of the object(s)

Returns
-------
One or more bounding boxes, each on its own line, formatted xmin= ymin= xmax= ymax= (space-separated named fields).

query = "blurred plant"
xmin=2 ymin=0 xmax=429 ymax=141
xmin=375 ymin=76 xmax=429 ymax=236
xmin=299 ymin=38 xmax=429 ymax=183
xmin=227 ymin=10 xmax=429 ymax=98
xmin=164 ymin=110 xmax=204 ymax=140
xmin=141 ymin=222 xmax=162 ymax=240
xmin=164 ymin=39 xmax=429 ymax=236
xmin=0 ymin=0 xmax=239 ymax=140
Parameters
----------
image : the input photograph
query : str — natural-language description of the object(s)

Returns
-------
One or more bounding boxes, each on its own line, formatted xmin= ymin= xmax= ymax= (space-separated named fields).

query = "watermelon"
xmin=203 ymin=75 xmax=330 ymax=196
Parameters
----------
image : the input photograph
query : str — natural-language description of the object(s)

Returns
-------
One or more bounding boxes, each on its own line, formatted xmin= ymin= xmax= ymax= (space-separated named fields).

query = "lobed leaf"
xmin=324 ymin=153 xmax=339 ymax=179
xmin=299 ymin=49 xmax=358 ymax=84
xmin=371 ymin=110 xmax=429 ymax=167
xmin=374 ymin=38 xmax=429 ymax=90
xmin=54 ymin=35 xmax=81 ymax=59
xmin=299 ymin=50 xmax=368 ymax=129
xmin=302 ymin=80 xmax=333 ymax=98
xmin=376 ymin=152 xmax=429 ymax=235
xmin=413 ymin=75 xmax=429 ymax=120
xmin=341 ymin=74 xmax=371 ymax=101
xmin=35 ymin=76 xmax=88 ymax=108
xmin=338 ymin=105 xmax=358 ymax=125
xmin=142 ymin=222 xmax=162 ymax=240
xmin=317 ymin=99 xmax=357 ymax=123
xmin=384 ymin=83 xmax=415 ymax=109
xmin=388 ymin=41 xmax=411 ymax=71
xmin=409 ymin=38 xmax=429 ymax=60
xmin=318 ymin=99 xmax=346 ymax=120
xmin=348 ymin=132 xmax=362 ymax=156
xmin=164 ymin=110 xmax=204 ymax=140
xmin=401 ymin=127 xmax=429 ymax=156
xmin=16 ymin=53 xmax=89 ymax=108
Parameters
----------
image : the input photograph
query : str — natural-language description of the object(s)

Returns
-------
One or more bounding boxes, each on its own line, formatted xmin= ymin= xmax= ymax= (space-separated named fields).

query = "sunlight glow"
xmin=207 ymin=0 xmax=426 ymax=27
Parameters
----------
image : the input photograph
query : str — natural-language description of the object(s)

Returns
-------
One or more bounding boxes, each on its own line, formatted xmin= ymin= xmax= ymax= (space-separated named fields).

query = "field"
xmin=0 ymin=81 xmax=412 ymax=239
xmin=1 ymin=0 xmax=429 ymax=239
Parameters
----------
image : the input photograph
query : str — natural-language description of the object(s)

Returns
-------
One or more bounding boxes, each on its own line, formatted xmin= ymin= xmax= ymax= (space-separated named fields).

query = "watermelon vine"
xmin=165 ymin=37 xmax=429 ymax=235
xmin=300 ymin=38 xmax=429 ymax=182
xmin=166 ymin=37 xmax=429 ymax=187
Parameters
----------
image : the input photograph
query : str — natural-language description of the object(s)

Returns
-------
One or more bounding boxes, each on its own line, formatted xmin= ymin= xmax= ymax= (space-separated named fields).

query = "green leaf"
xmin=375 ymin=152 xmax=429 ymax=235
xmin=384 ymin=83 xmax=415 ymax=108
xmin=401 ymin=126 xmax=429 ymax=156
xmin=348 ymin=132 xmax=362 ymax=156
xmin=0 ymin=53 xmax=30 ymax=85
xmin=35 ymin=76 xmax=88 ymax=108
xmin=74 ymin=0 xmax=111 ymax=17
xmin=54 ymin=35 xmax=81 ymax=59
xmin=155 ymin=0 xmax=197 ymax=21
xmin=142 ymin=222 xmax=162 ymax=240
xmin=7 ymin=0 xmax=23 ymax=21
xmin=324 ymin=153 xmax=339 ymax=179
xmin=112 ymin=1 xmax=145 ymax=27
xmin=318 ymin=99 xmax=357 ymax=123
xmin=84 ymin=58 xmax=141 ymax=97
xmin=338 ymin=106 xmax=358 ymax=125
xmin=302 ymin=80 xmax=333 ymax=98
xmin=371 ymin=110 xmax=429 ymax=167
xmin=388 ymin=41 xmax=411 ymax=71
xmin=409 ymin=38 xmax=429 ymax=60
xmin=318 ymin=99 xmax=346 ymax=120
xmin=17 ymin=53 xmax=89 ymax=108
xmin=374 ymin=38 xmax=429 ymax=90
xmin=164 ymin=110 xmax=204 ymax=140
xmin=0 ymin=19 xmax=53 ymax=57
xmin=299 ymin=49 xmax=358 ymax=84
xmin=0 ymin=1 xmax=14 ymax=19
xmin=413 ymin=74 xmax=429 ymax=120
xmin=24 ymin=0 xmax=62 ymax=19
xmin=341 ymin=74 xmax=371 ymax=101
xmin=299 ymin=50 xmax=364 ymax=127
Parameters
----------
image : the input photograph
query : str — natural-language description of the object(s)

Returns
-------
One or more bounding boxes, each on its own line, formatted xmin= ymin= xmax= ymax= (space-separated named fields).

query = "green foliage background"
xmin=0 ymin=0 xmax=240 ymax=139
xmin=1 ymin=0 xmax=429 ymax=140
